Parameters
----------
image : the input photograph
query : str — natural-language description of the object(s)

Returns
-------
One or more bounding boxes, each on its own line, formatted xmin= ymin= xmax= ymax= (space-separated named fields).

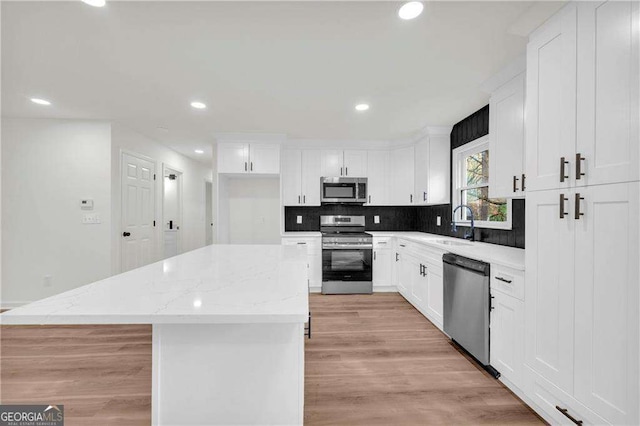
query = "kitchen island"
xmin=1 ymin=244 xmax=309 ymax=425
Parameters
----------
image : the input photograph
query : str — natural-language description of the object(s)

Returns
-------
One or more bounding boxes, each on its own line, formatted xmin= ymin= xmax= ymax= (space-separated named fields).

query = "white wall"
xmin=111 ymin=124 xmax=212 ymax=274
xmin=1 ymin=118 xmax=112 ymax=306
xmin=225 ymin=177 xmax=280 ymax=244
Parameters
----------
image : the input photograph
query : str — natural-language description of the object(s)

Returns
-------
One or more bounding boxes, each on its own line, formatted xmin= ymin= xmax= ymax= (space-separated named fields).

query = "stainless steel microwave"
xmin=320 ymin=177 xmax=367 ymax=204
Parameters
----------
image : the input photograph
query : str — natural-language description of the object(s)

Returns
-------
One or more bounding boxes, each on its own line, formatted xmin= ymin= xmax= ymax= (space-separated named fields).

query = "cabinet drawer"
xmin=491 ymin=265 xmax=524 ymax=301
xmin=373 ymin=237 xmax=393 ymax=248
xmin=524 ymin=365 xmax=606 ymax=425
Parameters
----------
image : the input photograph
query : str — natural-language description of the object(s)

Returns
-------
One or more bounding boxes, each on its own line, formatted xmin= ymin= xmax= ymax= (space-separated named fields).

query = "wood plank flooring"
xmin=1 ymin=293 xmax=544 ymax=425
xmin=304 ymin=293 xmax=543 ymax=425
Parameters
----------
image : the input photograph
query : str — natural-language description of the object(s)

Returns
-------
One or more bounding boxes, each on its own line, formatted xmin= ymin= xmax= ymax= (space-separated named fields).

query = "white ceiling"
xmin=1 ymin=1 xmax=563 ymax=164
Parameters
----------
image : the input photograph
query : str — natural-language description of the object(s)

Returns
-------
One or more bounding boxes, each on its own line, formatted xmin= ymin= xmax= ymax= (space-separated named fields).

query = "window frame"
xmin=452 ymin=136 xmax=512 ymax=230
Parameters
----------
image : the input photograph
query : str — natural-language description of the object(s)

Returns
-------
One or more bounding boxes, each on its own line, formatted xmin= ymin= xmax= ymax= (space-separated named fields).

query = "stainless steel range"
xmin=321 ymin=215 xmax=373 ymax=294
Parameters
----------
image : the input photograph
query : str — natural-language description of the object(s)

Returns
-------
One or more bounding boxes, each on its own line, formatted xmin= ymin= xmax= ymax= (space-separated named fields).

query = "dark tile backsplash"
xmin=284 ymin=105 xmax=525 ymax=249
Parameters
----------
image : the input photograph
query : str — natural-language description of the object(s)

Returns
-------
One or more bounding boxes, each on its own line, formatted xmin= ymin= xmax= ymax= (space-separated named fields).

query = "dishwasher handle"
xmin=442 ymin=253 xmax=490 ymax=276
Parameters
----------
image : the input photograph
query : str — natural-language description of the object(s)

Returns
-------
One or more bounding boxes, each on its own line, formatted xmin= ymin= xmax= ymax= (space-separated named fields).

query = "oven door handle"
xmin=322 ymin=244 xmax=373 ymax=250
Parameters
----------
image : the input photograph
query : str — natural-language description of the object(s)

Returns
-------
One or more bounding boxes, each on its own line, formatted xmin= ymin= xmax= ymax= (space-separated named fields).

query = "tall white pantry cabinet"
xmin=524 ymin=2 xmax=640 ymax=425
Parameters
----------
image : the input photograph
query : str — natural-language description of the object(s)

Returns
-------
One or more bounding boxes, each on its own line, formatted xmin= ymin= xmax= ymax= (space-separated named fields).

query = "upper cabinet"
xmin=366 ymin=150 xmax=389 ymax=205
xmin=526 ymin=1 xmax=639 ymax=191
xmin=390 ymin=145 xmax=415 ymax=205
xmin=413 ymin=134 xmax=451 ymax=205
xmin=320 ymin=150 xmax=368 ymax=177
xmin=282 ymin=149 xmax=322 ymax=206
xmin=489 ymin=73 xmax=526 ymax=198
xmin=525 ymin=4 xmax=577 ymax=192
xmin=217 ymin=142 xmax=280 ymax=174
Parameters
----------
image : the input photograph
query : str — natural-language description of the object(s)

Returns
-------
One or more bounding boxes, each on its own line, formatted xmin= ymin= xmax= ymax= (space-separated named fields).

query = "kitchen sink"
xmin=432 ymin=239 xmax=472 ymax=246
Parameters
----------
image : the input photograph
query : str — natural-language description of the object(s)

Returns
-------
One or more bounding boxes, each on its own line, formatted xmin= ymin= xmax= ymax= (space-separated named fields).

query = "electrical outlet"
xmin=374 ymin=215 xmax=380 ymax=224
xmin=437 ymin=216 xmax=441 ymax=226
xmin=296 ymin=215 xmax=302 ymax=224
xmin=43 ymin=275 xmax=53 ymax=288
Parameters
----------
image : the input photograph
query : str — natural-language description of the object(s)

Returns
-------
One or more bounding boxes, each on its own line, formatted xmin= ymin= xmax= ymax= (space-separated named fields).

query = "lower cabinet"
xmin=281 ymin=236 xmax=322 ymax=291
xmin=490 ymin=290 xmax=524 ymax=388
xmin=372 ymin=238 xmax=393 ymax=289
xmin=395 ymin=239 xmax=445 ymax=331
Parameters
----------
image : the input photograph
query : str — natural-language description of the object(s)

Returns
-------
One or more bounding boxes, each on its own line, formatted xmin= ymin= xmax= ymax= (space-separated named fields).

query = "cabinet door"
xmin=576 ymin=1 xmax=640 ymax=187
xmin=574 ymin=182 xmax=639 ymax=425
xmin=281 ymin=149 xmax=302 ymax=206
xmin=525 ymin=4 xmax=577 ymax=192
xmin=343 ymin=150 xmax=368 ymax=177
xmin=489 ymin=73 xmax=526 ymax=198
xmin=410 ymin=257 xmax=426 ymax=306
xmin=301 ymin=150 xmax=322 ymax=206
xmin=217 ymin=142 xmax=249 ymax=174
xmin=249 ymin=144 xmax=280 ymax=174
xmin=320 ymin=150 xmax=343 ymax=177
xmin=390 ymin=146 xmax=415 ymax=205
xmin=525 ymin=189 xmax=575 ymax=393
xmin=366 ymin=150 xmax=389 ymax=205
xmin=490 ymin=291 xmax=524 ymax=388
xmin=373 ymin=248 xmax=392 ymax=289
xmin=425 ymin=262 xmax=444 ymax=327
xmin=397 ymin=250 xmax=411 ymax=297
xmin=414 ymin=138 xmax=429 ymax=205
xmin=428 ymin=135 xmax=451 ymax=204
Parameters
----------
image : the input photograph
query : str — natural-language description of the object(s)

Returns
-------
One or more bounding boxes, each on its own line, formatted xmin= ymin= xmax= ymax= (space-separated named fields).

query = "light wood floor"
xmin=1 ymin=294 xmax=544 ymax=425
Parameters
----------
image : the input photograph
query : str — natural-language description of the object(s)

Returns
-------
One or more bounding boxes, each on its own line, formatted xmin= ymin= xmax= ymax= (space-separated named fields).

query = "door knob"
xmin=122 ymin=232 xmax=131 ymax=237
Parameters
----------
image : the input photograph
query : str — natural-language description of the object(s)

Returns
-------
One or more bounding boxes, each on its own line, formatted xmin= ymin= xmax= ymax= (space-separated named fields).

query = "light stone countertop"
xmin=1 ymin=245 xmax=309 ymax=325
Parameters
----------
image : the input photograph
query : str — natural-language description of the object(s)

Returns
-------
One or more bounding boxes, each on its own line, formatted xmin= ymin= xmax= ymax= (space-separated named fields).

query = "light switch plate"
xmin=374 ymin=215 xmax=380 ymax=224
xmin=296 ymin=215 xmax=303 ymax=224
xmin=437 ymin=216 xmax=441 ymax=226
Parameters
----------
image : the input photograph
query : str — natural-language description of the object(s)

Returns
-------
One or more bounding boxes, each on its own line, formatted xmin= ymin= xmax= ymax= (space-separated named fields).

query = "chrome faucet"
xmin=451 ymin=205 xmax=475 ymax=242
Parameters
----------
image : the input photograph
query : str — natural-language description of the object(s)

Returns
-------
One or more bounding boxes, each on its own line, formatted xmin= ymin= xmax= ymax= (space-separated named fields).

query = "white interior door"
xmin=121 ymin=152 xmax=156 ymax=272
xmin=576 ymin=1 xmax=640 ymax=187
xmin=525 ymin=4 xmax=577 ymax=192
xmin=205 ymin=181 xmax=213 ymax=245
xmin=163 ymin=167 xmax=182 ymax=259
xmin=574 ymin=182 xmax=639 ymax=424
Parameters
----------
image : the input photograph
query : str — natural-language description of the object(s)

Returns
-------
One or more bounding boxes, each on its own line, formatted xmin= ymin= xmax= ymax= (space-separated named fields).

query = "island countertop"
xmin=1 ymin=244 xmax=310 ymax=325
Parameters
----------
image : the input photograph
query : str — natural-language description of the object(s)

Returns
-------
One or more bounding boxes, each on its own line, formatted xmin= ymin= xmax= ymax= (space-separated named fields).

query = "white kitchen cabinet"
xmin=301 ymin=150 xmax=322 ymax=206
xmin=217 ymin=142 xmax=280 ymax=175
xmin=320 ymin=149 xmax=343 ymax=177
xmin=525 ymin=3 xmax=577 ymax=192
xmin=366 ymin=150 xmax=389 ymax=205
xmin=576 ymin=1 xmax=639 ymax=187
xmin=390 ymin=146 xmax=415 ymax=205
xmin=397 ymin=250 xmax=412 ymax=298
xmin=320 ymin=149 xmax=367 ymax=177
xmin=489 ymin=72 xmax=526 ymax=198
xmin=490 ymin=289 xmax=524 ymax=389
xmin=424 ymin=260 xmax=443 ymax=328
xmin=414 ymin=135 xmax=451 ymax=205
xmin=573 ymin=182 xmax=639 ymax=425
xmin=373 ymin=238 xmax=393 ymax=289
xmin=343 ymin=150 xmax=368 ymax=177
xmin=281 ymin=236 xmax=322 ymax=291
xmin=282 ymin=150 xmax=302 ymax=206
xmin=217 ymin=142 xmax=249 ymax=174
xmin=281 ymin=149 xmax=321 ymax=206
xmin=525 ymin=189 xmax=575 ymax=393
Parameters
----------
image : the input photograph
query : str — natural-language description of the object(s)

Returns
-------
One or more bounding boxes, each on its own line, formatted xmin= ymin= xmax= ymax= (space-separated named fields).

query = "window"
xmin=452 ymin=136 xmax=511 ymax=229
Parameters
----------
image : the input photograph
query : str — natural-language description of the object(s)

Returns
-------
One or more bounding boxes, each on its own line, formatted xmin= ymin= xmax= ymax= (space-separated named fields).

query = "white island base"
xmin=152 ymin=323 xmax=305 ymax=425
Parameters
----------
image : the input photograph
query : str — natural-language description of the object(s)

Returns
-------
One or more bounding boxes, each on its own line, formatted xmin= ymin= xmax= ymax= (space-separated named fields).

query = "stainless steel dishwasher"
xmin=443 ymin=253 xmax=499 ymax=378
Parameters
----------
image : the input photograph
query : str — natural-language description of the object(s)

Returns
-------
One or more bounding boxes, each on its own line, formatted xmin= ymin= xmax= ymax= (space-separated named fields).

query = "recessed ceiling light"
xmin=398 ymin=2 xmax=424 ymax=20
xmin=355 ymin=103 xmax=370 ymax=111
xmin=82 ymin=0 xmax=106 ymax=7
xmin=30 ymin=98 xmax=51 ymax=106
xmin=190 ymin=101 xmax=207 ymax=109
xmin=194 ymin=149 xmax=204 ymax=154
